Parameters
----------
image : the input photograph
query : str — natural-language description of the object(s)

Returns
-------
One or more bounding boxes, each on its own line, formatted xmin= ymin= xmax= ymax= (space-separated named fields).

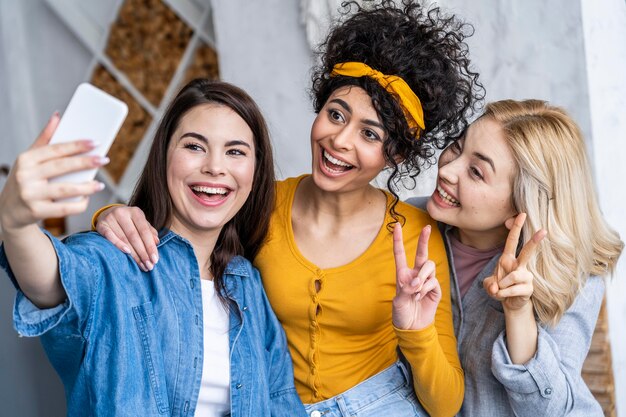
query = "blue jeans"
xmin=304 ymin=361 xmax=427 ymax=417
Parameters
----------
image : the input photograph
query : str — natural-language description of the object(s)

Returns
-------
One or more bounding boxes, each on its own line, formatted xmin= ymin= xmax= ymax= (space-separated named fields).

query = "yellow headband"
xmin=331 ymin=62 xmax=425 ymax=131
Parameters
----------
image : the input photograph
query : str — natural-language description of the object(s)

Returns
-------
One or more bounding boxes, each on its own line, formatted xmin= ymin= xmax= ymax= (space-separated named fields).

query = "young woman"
xmin=90 ymin=2 xmax=483 ymax=416
xmin=0 ymin=79 xmax=306 ymax=417
xmin=400 ymin=99 xmax=623 ymax=416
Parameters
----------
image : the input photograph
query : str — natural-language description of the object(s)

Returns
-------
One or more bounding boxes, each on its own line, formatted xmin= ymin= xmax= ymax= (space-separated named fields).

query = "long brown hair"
xmin=129 ymin=79 xmax=275 ymax=298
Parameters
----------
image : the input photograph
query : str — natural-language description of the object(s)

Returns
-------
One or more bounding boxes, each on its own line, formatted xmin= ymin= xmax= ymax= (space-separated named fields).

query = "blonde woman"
xmin=400 ymin=99 xmax=623 ymax=415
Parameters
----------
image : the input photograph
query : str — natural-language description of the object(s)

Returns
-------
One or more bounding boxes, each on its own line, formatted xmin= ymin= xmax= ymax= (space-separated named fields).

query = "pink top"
xmin=449 ymin=233 xmax=503 ymax=298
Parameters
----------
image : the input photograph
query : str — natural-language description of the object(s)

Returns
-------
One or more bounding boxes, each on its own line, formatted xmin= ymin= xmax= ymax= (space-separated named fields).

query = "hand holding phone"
xmin=49 ymin=83 xmax=128 ymax=184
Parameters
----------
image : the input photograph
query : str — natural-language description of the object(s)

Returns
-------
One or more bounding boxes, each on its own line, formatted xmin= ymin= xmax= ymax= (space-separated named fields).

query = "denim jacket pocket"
xmin=133 ymin=301 xmax=171 ymax=414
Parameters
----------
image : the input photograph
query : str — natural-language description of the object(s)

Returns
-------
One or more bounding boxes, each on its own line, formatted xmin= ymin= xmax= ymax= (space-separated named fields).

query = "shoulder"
xmin=224 ymin=256 xmax=267 ymax=299
xmin=275 ymin=175 xmax=307 ymax=197
xmin=404 ymin=196 xmax=429 ymax=211
xmin=61 ymin=231 xmax=126 ymax=259
xmin=572 ymin=275 xmax=605 ymax=311
xmin=225 ymin=256 xmax=260 ymax=283
xmin=394 ymin=198 xmax=438 ymax=229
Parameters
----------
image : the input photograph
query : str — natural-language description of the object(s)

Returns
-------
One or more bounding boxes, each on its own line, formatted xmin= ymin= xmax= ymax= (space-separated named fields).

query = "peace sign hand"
xmin=483 ymin=213 xmax=547 ymax=312
xmin=392 ymin=223 xmax=442 ymax=330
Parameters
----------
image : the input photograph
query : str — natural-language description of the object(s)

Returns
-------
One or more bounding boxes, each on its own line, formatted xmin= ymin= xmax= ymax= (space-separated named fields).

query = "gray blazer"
xmin=407 ymin=197 xmax=604 ymax=416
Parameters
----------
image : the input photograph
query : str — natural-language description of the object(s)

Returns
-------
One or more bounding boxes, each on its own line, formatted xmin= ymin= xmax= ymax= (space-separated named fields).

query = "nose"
xmin=331 ymin=124 xmax=355 ymax=152
xmin=438 ymin=153 xmax=460 ymax=185
xmin=201 ymin=151 xmax=226 ymax=176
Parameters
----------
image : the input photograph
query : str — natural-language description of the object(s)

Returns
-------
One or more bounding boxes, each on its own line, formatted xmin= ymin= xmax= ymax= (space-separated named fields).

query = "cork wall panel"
xmin=91 ymin=65 xmax=152 ymax=183
xmin=105 ymin=0 xmax=193 ymax=107
xmin=181 ymin=42 xmax=220 ymax=86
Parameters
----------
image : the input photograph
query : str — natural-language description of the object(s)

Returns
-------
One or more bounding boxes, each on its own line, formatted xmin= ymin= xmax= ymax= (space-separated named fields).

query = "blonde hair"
xmin=484 ymin=99 xmax=623 ymax=326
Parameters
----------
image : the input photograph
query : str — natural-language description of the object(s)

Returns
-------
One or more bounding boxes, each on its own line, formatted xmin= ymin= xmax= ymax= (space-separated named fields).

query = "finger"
xmin=29 ymin=154 xmax=108 ymax=182
xmin=398 ymin=272 xmax=421 ymax=296
xmin=31 ymin=112 xmax=61 ymax=149
xmin=116 ymin=212 xmax=153 ymax=270
xmin=414 ymin=225 xmax=431 ymax=270
xmin=417 ymin=276 xmax=441 ymax=301
xmin=495 ymin=261 xmax=504 ymax=284
xmin=20 ymin=180 xmax=104 ymax=202
xmin=28 ymin=199 xmax=90 ymax=220
xmin=497 ymin=269 xmax=533 ymax=289
xmin=135 ymin=218 xmax=160 ymax=264
xmin=517 ymin=229 xmax=547 ymax=267
xmin=414 ymin=260 xmax=435 ymax=286
xmin=483 ymin=275 xmax=499 ymax=297
xmin=99 ymin=224 xmax=133 ymax=255
xmin=503 ymin=213 xmax=527 ymax=257
xmin=33 ymin=140 xmax=99 ymax=166
xmin=497 ymin=284 xmax=533 ymax=299
xmin=393 ymin=223 xmax=409 ymax=272
xmin=504 ymin=216 xmax=516 ymax=230
xmin=98 ymin=221 xmax=143 ymax=267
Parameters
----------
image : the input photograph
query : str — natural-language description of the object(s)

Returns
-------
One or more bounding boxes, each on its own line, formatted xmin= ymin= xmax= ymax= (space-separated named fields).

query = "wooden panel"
xmin=105 ymin=0 xmax=193 ymax=107
xmin=91 ymin=65 xmax=152 ymax=183
xmin=181 ymin=42 xmax=220 ymax=87
xmin=582 ymin=298 xmax=615 ymax=417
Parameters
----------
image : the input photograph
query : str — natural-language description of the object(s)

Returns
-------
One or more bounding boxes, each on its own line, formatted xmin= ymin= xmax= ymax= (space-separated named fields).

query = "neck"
xmin=168 ymin=221 xmax=220 ymax=279
xmin=455 ymin=226 xmax=509 ymax=251
xmin=297 ymin=176 xmax=386 ymax=223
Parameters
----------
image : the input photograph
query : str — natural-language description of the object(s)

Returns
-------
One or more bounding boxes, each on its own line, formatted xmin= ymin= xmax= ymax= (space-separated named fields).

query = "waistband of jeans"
xmin=307 ymin=360 xmax=411 ymax=408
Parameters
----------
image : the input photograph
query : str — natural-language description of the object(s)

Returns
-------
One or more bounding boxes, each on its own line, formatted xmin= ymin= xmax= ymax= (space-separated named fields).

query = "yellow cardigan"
xmin=255 ymin=176 xmax=463 ymax=416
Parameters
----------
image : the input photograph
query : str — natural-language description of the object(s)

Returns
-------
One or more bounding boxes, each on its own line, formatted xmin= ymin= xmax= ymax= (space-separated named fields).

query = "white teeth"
xmin=191 ymin=186 xmax=228 ymax=195
xmin=437 ymin=185 xmax=460 ymax=206
xmin=323 ymin=150 xmax=353 ymax=168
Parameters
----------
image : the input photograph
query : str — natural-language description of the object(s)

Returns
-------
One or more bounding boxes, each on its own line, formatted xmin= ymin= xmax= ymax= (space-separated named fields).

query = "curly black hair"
xmin=311 ymin=0 xmax=484 ymax=225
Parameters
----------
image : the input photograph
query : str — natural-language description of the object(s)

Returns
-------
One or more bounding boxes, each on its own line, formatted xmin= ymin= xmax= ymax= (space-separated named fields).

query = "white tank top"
xmin=195 ymin=279 xmax=231 ymax=417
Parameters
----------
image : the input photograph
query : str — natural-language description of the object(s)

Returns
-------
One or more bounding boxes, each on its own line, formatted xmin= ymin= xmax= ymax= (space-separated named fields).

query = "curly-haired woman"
xmin=92 ymin=2 xmax=484 ymax=415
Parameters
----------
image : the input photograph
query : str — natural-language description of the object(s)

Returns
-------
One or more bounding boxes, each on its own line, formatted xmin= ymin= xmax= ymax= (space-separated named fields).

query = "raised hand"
xmin=483 ymin=213 xmax=547 ymax=312
xmin=96 ymin=206 xmax=159 ymax=271
xmin=392 ymin=223 xmax=442 ymax=330
xmin=0 ymin=113 xmax=107 ymax=233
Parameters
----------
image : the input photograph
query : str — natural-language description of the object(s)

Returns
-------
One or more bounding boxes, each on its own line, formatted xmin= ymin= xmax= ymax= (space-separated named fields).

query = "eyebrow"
xmin=180 ymin=132 xmax=251 ymax=149
xmin=329 ymin=98 xmax=384 ymax=130
xmin=473 ymin=152 xmax=496 ymax=173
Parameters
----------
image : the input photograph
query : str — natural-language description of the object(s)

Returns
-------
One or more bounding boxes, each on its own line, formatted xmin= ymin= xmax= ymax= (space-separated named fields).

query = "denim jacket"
xmin=1 ymin=230 xmax=306 ymax=417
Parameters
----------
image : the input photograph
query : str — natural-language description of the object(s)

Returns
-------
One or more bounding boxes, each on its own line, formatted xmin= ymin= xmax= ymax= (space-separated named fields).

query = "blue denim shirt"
xmin=0 ymin=230 xmax=306 ymax=417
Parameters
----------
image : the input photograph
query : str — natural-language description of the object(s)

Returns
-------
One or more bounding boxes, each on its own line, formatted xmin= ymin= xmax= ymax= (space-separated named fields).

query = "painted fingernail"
xmin=95 ymin=182 xmax=105 ymax=191
xmin=139 ymin=263 xmax=147 ymax=271
xmin=96 ymin=156 xmax=110 ymax=165
xmin=122 ymin=246 xmax=132 ymax=254
xmin=145 ymin=261 xmax=154 ymax=270
xmin=151 ymin=253 xmax=159 ymax=264
xmin=411 ymin=278 xmax=420 ymax=287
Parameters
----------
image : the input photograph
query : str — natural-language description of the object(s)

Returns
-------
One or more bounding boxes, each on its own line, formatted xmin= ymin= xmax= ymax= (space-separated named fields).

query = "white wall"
xmin=211 ymin=0 xmax=315 ymax=180
xmin=581 ymin=0 xmax=626 ymax=414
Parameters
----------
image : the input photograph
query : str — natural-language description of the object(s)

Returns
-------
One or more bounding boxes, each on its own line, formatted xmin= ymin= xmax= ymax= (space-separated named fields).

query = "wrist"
xmin=91 ymin=203 xmax=123 ymax=230
xmin=503 ymin=299 xmax=533 ymax=316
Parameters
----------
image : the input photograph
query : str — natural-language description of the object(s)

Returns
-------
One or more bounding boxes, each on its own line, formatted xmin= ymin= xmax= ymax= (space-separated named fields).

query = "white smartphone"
xmin=49 ymin=83 xmax=128 ymax=185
